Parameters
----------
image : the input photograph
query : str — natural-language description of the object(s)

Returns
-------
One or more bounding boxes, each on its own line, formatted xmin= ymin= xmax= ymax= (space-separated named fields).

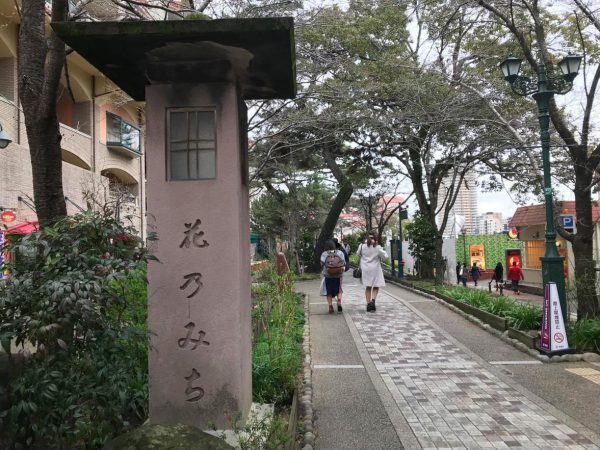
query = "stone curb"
xmin=388 ymin=280 xmax=600 ymax=365
xmin=299 ymin=293 xmax=314 ymax=450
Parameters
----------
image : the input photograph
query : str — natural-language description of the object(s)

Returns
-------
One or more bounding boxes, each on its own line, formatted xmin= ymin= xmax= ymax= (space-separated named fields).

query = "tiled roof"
xmin=510 ymin=201 xmax=600 ymax=226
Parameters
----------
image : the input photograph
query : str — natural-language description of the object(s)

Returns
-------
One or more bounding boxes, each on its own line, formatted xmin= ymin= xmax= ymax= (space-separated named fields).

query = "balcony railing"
xmin=106 ymin=112 xmax=141 ymax=157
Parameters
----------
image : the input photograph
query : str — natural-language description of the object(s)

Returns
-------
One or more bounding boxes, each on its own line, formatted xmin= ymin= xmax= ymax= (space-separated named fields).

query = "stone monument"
xmin=53 ymin=18 xmax=296 ymax=429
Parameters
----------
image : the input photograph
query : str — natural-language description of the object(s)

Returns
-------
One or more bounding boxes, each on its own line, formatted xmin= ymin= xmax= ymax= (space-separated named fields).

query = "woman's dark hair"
xmin=325 ymin=240 xmax=336 ymax=251
xmin=366 ymin=232 xmax=378 ymax=247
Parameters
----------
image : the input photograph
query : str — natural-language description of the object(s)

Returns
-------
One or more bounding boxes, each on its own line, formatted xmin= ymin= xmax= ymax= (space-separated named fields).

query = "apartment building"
xmin=478 ymin=211 xmax=503 ymax=234
xmin=440 ymin=172 xmax=479 ymax=237
xmin=0 ymin=2 xmax=145 ymax=236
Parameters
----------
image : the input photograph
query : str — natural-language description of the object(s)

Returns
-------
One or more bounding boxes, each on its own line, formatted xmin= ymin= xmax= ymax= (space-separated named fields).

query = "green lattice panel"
xmin=455 ymin=234 xmax=523 ymax=270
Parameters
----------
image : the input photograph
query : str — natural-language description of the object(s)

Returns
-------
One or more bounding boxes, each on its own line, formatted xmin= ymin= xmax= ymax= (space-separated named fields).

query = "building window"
xmin=167 ymin=109 xmax=216 ymax=181
xmin=524 ymin=241 xmax=544 ymax=269
xmin=106 ymin=112 xmax=141 ymax=155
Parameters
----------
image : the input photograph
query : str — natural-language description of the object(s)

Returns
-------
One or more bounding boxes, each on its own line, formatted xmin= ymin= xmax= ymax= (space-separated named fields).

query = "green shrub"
xmin=505 ymin=303 xmax=542 ymax=330
xmin=570 ymin=319 xmax=600 ymax=353
xmin=0 ymin=211 xmax=153 ymax=449
xmin=433 ymin=285 xmax=543 ymax=331
xmin=252 ymin=333 xmax=302 ymax=405
xmin=251 ymin=265 xmax=304 ymax=406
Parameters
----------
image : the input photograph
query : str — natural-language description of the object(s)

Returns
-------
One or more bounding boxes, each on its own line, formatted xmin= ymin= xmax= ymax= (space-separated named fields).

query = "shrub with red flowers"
xmin=0 ymin=210 xmax=157 ymax=449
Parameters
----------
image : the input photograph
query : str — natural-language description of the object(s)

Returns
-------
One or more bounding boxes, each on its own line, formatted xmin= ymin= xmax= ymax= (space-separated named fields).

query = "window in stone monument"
xmin=168 ymin=108 xmax=216 ymax=181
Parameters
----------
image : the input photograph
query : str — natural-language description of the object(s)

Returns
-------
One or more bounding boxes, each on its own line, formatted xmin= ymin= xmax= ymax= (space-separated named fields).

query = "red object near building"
xmin=5 ymin=221 xmax=39 ymax=235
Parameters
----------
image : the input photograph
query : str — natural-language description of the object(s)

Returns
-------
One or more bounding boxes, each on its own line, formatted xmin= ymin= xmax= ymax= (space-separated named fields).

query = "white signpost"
xmin=539 ymin=282 xmax=575 ymax=355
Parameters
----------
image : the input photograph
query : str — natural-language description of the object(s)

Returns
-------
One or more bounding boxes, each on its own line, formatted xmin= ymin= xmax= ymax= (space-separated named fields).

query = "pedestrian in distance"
xmin=414 ymin=258 xmax=421 ymax=277
xmin=456 ymin=262 xmax=461 ymax=284
xmin=357 ymin=231 xmax=387 ymax=312
xmin=341 ymin=237 xmax=351 ymax=256
xmin=460 ymin=263 xmax=468 ymax=287
xmin=492 ymin=262 xmax=504 ymax=291
xmin=470 ymin=262 xmax=481 ymax=287
xmin=320 ymin=240 xmax=346 ymax=314
xmin=507 ymin=261 xmax=524 ymax=295
xmin=333 ymin=237 xmax=350 ymax=272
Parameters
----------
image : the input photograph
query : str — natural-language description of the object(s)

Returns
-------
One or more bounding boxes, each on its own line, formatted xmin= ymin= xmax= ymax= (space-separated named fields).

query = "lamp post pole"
xmin=462 ymin=228 xmax=467 ymax=266
xmin=398 ymin=208 xmax=408 ymax=279
xmin=535 ymin=65 xmax=567 ymax=323
xmin=500 ymin=53 xmax=582 ymax=323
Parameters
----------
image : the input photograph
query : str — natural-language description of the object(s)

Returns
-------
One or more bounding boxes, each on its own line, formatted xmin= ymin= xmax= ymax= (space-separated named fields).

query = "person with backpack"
xmin=320 ymin=240 xmax=346 ymax=314
xmin=507 ymin=261 xmax=524 ymax=295
xmin=333 ymin=237 xmax=350 ymax=272
xmin=332 ymin=237 xmax=350 ymax=306
xmin=357 ymin=231 xmax=387 ymax=312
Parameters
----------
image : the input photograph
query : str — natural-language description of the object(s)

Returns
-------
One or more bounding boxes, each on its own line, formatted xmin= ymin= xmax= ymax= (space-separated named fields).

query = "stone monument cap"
xmin=51 ymin=17 xmax=296 ymax=100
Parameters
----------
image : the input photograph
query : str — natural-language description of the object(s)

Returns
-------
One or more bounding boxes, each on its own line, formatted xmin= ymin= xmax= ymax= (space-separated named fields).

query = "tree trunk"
xmin=18 ymin=0 xmax=68 ymax=227
xmin=309 ymin=179 xmax=353 ymax=272
xmin=434 ymin=234 xmax=445 ymax=285
xmin=572 ymin=186 xmax=600 ymax=319
xmin=24 ymin=118 xmax=67 ymax=226
xmin=309 ymin=146 xmax=354 ymax=272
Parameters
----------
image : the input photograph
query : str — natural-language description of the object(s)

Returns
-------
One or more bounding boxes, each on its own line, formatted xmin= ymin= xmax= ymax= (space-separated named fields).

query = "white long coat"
xmin=358 ymin=243 xmax=387 ymax=287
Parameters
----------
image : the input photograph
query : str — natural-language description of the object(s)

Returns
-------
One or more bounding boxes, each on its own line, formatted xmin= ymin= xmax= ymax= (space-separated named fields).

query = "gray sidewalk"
xmin=297 ymin=278 xmax=600 ymax=449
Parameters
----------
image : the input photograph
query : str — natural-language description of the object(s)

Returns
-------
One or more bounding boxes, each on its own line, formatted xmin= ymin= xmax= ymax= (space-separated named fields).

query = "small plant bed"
xmin=410 ymin=282 xmax=541 ymax=331
xmin=250 ymin=263 xmax=305 ymax=449
xmin=568 ymin=319 xmax=600 ymax=354
xmin=405 ymin=281 xmax=600 ymax=356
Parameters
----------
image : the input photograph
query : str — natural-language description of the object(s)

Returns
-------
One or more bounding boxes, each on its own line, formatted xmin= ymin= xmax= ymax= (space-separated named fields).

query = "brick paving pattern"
xmin=344 ymin=286 xmax=598 ymax=449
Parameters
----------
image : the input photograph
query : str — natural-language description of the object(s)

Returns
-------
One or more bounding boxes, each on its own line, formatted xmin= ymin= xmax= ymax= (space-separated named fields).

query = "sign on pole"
xmin=539 ymin=282 xmax=574 ymax=355
xmin=560 ymin=215 xmax=575 ymax=233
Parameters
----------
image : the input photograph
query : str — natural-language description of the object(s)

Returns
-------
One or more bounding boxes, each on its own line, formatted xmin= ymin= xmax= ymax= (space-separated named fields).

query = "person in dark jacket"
xmin=333 ymin=238 xmax=350 ymax=271
xmin=492 ymin=262 xmax=504 ymax=291
xmin=456 ymin=262 xmax=461 ymax=284
xmin=469 ymin=262 xmax=481 ymax=286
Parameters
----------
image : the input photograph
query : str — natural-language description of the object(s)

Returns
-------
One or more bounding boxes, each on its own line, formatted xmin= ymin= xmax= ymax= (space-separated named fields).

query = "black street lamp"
xmin=500 ymin=52 xmax=582 ymax=322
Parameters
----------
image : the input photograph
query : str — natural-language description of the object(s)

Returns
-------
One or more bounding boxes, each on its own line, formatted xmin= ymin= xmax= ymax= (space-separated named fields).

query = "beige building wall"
xmin=0 ymin=9 xmax=145 ymax=235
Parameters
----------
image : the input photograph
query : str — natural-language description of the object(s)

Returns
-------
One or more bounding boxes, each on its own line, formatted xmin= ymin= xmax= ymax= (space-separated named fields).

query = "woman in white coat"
xmin=358 ymin=231 xmax=387 ymax=312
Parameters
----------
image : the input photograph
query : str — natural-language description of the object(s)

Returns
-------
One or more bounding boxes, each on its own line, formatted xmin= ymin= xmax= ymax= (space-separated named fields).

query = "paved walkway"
xmin=298 ymin=278 xmax=600 ymax=449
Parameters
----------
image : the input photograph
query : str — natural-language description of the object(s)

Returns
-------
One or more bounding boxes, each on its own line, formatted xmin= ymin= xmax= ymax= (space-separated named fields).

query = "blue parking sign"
xmin=560 ymin=215 xmax=574 ymax=232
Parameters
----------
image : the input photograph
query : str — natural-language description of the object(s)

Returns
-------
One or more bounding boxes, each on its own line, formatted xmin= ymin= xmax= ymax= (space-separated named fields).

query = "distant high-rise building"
xmin=439 ymin=172 xmax=479 ymax=237
xmin=479 ymin=212 xmax=503 ymax=234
